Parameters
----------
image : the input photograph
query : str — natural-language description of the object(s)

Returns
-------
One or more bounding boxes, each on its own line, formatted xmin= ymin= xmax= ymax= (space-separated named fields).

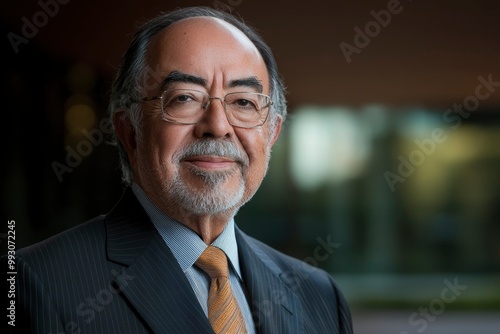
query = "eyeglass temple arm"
xmin=141 ymin=96 xmax=162 ymax=102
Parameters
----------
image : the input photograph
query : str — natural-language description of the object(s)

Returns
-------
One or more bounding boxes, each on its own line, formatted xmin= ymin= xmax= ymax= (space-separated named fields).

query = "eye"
xmin=164 ymin=92 xmax=200 ymax=111
xmin=174 ymin=94 xmax=194 ymax=102
xmin=166 ymin=93 xmax=199 ymax=107
xmin=235 ymin=99 xmax=258 ymax=109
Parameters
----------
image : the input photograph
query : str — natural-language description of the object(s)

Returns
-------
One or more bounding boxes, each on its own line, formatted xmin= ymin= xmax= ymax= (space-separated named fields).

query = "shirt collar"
xmin=131 ymin=183 xmax=242 ymax=278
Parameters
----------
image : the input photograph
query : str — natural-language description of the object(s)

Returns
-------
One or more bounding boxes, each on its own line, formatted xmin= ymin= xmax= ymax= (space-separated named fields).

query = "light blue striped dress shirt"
xmin=132 ymin=184 xmax=256 ymax=333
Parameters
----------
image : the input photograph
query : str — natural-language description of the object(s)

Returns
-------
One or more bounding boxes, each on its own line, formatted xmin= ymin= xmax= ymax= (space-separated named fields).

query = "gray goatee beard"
xmin=167 ymin=139 xmax=249 ymax=215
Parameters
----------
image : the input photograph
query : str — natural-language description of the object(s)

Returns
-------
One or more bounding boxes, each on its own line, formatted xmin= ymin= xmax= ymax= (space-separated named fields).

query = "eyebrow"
xmin=160 ymin=71 xmax=207 ymax=91
xmin=160 ymin=71 xmax=264 ymax=93
xmin=228 ymin=77 xmax=263 ymax=93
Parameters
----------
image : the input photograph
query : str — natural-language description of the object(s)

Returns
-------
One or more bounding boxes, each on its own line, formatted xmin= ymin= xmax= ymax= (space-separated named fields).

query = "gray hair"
xmin=109 ymin=6 xmax=287 ymax=184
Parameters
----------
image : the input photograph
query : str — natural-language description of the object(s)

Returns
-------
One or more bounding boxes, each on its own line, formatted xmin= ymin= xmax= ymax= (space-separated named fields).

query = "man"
xmin=4 ymin=7 xmax=352 ymax=334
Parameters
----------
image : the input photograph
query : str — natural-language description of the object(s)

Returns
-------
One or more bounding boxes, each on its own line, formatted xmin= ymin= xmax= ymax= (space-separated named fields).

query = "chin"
xmin=168 ymin=173 xmax=246 ymax=216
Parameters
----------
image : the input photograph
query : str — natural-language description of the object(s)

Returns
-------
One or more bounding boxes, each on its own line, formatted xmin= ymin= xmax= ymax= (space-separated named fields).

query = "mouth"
xmin=182 ymin=155 xmax=239 ymax=171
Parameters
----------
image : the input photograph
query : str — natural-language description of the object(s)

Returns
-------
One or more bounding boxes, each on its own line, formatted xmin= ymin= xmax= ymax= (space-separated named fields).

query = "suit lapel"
xmin=105 ymin=188 xmax=213 ymax=334
xmin=236 ymin=229 xmax=303 ymax=334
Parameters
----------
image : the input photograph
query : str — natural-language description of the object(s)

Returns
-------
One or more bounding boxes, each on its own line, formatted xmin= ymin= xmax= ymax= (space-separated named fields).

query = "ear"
xmin=113 ymin=110 xmax=137 ymax=165
xmin=268 ymin=115 xmax=283 ymax=147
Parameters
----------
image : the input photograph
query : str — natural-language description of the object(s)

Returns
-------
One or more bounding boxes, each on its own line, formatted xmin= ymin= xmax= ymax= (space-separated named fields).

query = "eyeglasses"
xmin=142 ymin=89 xmax=273 ymax=128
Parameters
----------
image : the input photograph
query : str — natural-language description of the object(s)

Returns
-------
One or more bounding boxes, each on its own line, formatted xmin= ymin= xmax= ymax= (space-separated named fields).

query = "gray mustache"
xmin=175 ymin=139 xmax=249 ymax=166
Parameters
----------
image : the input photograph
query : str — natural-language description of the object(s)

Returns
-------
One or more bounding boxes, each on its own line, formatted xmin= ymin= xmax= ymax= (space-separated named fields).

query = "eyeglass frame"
xmin=140 ymin=89 xmax=274 ymax=129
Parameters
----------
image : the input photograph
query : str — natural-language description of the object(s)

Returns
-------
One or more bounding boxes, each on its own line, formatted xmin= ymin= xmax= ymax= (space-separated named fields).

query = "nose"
xmin=193 ymin=97 xmax=234 ymax=139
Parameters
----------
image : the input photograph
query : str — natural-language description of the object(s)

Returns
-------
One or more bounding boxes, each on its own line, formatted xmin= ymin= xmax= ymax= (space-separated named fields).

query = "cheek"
xmin=136 ymin=123 xmax=192 ymax=171
xmin=246 ymin=126 xmax=272 ymax=156
xmin=237 ymin=129 xmax=271 ymax=179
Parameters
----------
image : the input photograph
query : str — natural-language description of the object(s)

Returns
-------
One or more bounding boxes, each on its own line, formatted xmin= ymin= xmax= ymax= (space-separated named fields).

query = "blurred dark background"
xmin=2 ymin=0 xmax=499 ymax=333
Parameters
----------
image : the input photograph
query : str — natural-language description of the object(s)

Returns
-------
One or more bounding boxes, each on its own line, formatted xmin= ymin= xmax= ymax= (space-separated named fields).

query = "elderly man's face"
xmin=125 ymin=17 xmax=281 ymax=217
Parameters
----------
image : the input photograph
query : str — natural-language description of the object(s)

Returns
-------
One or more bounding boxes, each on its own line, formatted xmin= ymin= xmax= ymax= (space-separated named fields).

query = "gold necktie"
xmin=196 ymin=246 xmax=247 ymax=334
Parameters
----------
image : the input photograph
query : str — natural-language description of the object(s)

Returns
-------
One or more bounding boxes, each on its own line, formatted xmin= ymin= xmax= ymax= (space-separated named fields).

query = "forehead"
xmin=145 ymin=17 xmax=269 ymax=90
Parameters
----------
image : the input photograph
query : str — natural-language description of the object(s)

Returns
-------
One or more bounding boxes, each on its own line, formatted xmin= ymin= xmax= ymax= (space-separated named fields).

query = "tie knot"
xmin=196 ymin=246 xmax=229 ymax=279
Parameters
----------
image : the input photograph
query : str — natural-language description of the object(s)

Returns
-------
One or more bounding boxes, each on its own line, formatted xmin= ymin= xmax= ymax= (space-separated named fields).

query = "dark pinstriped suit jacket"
xmin=3 ymin=188 xmax=352 ymax=333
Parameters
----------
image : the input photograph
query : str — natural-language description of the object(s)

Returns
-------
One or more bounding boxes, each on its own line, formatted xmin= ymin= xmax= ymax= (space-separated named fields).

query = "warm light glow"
xmin=64 ymin=103 xmax=96 ymax=135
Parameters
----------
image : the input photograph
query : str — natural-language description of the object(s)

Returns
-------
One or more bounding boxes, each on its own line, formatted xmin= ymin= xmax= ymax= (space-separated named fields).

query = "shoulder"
xmin=238 ymin=230 xmax=353 ymax=332
xmin=240 ymin=232 xmax=310 ymax=269
xmin=17 ymin=215 xmax=106 ymax=258
xmin=238 ymin=230 xmax=342 ymax=293
xmin=13 ymin=215 xmax=107 ymax=274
